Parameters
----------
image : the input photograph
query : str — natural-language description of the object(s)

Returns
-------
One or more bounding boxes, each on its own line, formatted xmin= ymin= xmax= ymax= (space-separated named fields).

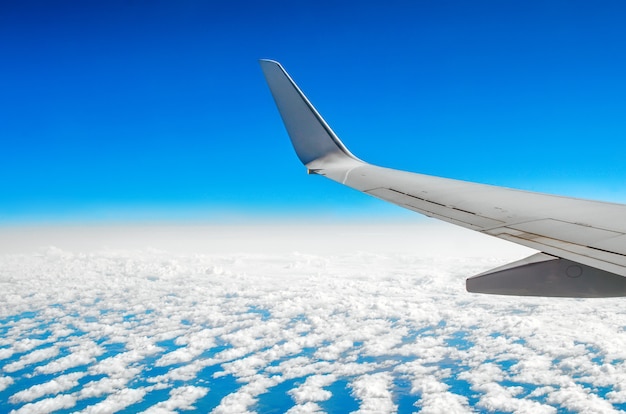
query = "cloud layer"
xmin=1 ymin=223 xmax=625 ymax=413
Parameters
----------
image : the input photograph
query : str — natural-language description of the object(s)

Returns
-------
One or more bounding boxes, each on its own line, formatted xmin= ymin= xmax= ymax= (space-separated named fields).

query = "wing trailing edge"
xmin=259 ymin=59 xmax=626 ymax=298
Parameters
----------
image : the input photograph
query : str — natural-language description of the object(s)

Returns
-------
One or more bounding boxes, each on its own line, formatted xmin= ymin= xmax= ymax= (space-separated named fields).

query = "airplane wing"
xmin=259 ymin=59 xmax=626 ymax=298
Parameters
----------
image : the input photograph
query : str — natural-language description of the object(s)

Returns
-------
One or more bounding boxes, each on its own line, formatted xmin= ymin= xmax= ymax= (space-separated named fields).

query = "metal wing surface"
xmin=260 ymin=59 xmax=626 ymax=297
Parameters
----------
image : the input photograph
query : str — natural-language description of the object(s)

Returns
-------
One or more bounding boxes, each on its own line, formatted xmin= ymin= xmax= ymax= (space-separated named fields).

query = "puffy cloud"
xmin=350 ymin=372 xmax=397 ymax=413
xmin=0 ymin=348 xmax=14 ymax=361
xmin=285 ymin=401 xmax=325 ymax=413
xmin=142 ymin=386 xmax=208 ymax=413
xmin=0 ymin=375 xmax=14 ymax=392
xmin=211 ymin=375 xmax=280 ymax=414
xmin=546 ymin=385 xmax=620 ymax=413
xmin=9 ymin=372 xmax=84 ymax=404
xmin=289 ymin=374 xmax=335 ymax=404
xmin=35 ymin=340 xmax=102 ymax=374
xmin=82 ymin=388 xmax=147 ymax=414
xmin=11 ymin=394 xmax=76 ymax=414
xmin=4 ymin=346 xmax=59 ymax=373
xmin=78 ymin=377 xmax=133 ymax=400
xmin=409 ymin=370 xmax=470 ymax=414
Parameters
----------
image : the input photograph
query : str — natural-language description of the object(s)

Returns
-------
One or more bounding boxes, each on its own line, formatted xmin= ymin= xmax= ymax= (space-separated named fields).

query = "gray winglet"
xmin=259 ymin=59 xmax=361 ymax=167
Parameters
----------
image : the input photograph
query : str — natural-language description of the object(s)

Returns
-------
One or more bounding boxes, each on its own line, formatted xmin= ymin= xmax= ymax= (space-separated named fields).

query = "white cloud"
xmin=350 ymin=372 xmax=397 ymax=413
xmin=285 ymin=401 xmax=325 ymax=413
xmin=141 ymin=385 xmax=208 ymax=413
xmin=155 ymin=329 xmax=216 ymax=367
xmin=11 ymin=393 xmax=76 ymax=414
xmin=4 ymin=346 xmax=59 ymax=373
xmin=81 ymin=387 xmax=147 ymax=414
xmin=9 ymin=372 xmax=85 ymax=404
xmin=35 ymin=340 xmax=102 ymax=374
xmin=546 ymin=384 xmax=620 ymax=413
xmin=289 ymin=374 xmax=335 ymax=404
xmin=0 ymin=375 xmax=14 ymax=392
xmin=10 ymin=339 xmax=46 ymax=355
xmin=78 ymin=377 xmax=133 ymax=400
xmin=0 ymin=348 xmax=14 ymax=360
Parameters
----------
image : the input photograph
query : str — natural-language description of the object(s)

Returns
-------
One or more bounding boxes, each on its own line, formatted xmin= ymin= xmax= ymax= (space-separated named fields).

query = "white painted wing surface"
xmin=259 ymin=59 xmax=626 ymax=297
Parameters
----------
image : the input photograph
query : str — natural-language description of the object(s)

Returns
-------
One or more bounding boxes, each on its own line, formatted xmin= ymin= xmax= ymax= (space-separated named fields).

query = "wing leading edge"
xmin=259 ymin=59 xmax=626 ymax=297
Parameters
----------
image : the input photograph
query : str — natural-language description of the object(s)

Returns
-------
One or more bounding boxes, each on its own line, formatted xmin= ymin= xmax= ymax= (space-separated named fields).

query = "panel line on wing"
xmin=586 ymin=245 xmax=626 ymax=256
xmin=510 ymin=219 xmax=624 ymax=245
xmin=489 ymin=231 xmax=626 ymax=276
xmin=365 ymin=187 xmax=505 ymax=229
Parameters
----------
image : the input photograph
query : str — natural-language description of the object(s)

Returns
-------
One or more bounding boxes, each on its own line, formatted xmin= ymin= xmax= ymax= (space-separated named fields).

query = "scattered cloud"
xmin=1 ymin=223 xmax=625 ymax=412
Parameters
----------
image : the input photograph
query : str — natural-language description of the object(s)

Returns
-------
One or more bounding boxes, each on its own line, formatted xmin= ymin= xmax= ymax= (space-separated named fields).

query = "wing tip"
xmin=259 ymin=58 xmax=280 ymax=67
xmin=259 ymin=58 xmax=362 ymax=167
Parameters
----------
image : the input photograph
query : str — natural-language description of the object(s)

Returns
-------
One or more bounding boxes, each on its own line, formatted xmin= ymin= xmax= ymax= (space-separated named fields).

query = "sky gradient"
xmin=3 ymin=1 xmax=626 ymax=224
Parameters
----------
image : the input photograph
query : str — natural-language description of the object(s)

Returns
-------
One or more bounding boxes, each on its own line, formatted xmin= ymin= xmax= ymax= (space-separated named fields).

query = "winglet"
xmin=259 ymin=60 xmax=361 ymax=167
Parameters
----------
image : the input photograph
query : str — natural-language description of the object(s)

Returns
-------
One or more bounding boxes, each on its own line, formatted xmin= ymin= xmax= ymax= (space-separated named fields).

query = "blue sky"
xmin=2 ymin=1 xmax=626 ymax=224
